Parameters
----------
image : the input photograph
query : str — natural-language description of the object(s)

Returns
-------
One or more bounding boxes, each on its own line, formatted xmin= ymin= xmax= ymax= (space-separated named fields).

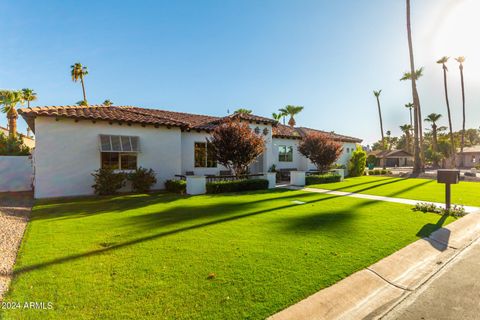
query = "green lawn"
xmin=2 ymin=189 xmax=452 ymax=319
xmin=309 ymin=176 xmax=480 ymax=207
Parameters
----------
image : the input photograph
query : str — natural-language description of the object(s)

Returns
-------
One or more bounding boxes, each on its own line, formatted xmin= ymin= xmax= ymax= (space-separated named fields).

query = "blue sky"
xmin=1 ymin=0 xmax=479 ymax=144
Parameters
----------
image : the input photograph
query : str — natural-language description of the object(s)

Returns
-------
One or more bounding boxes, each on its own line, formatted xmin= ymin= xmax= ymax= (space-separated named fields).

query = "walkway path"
xmin=0 ymin=192 xmax=33 ymax=300
xmin=285 ymin=185 xmax=480 ymax=213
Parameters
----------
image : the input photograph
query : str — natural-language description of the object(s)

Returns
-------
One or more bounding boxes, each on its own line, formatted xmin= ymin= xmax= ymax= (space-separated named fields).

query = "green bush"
xmin=374 ymin=169 xmax=381 ymax=175
xmin=165 ymin=179 xmax=186 ymax=194
xmin=306 ymin=173 xmax=341 ymax=185
xmin=91 ymin=168 xmax=126 ymax=195
xmin=128 ymin=167 xmax=157 ymax=193
xmin=368 ymin=170 xmax=374 ymax=175
xmin=0 ymin=132 xmax=30 ymax=156
xmin=206 ymin=179 xmax=268 ymax=194
xmin=348 ymin=146 xmax=367 ymax=177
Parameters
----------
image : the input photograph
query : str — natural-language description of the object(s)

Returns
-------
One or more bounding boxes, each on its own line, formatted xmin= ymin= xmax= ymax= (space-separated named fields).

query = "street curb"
xmin=269 ymin=211 xmax=480 ymax=320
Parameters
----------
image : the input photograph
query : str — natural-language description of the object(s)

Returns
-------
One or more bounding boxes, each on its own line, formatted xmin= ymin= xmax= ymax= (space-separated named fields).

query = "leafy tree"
xmin=71 ymin=62 xmax=89 ymax=105
xmin=278 ymin=105 xmax=303 ymax=127
xmin=0 ymin=132 xmax=30 ymax=155
xmin=437 ymin=56 xmax=456 ymax=167
xmin=234 ymin=108 xmax=252 ymax=114
xmin=208 ymin=119 xmax=265 ymax=176
xmin=103 ymin=99 xmax=113 ymax=106
xmin=298 ymin=132 xmax=342 ymax=172
xmin=0 ymin=90 xmax=24 ymax=139
xmin=348 ymin=146 xmax=367 ymax=177
xmin=76 ymin=100 xmax=88 ymax=106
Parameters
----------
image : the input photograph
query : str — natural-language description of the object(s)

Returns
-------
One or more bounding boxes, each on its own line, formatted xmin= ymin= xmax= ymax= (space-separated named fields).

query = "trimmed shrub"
xmin=368 ymin=170 xmax=374 ymax=175
xmin=206 ymin=179 xmax=268 ymax=194
xmin=348 ymin=146 xmax=367 ymax=177
xmin=165 ymin=179 xmax=186 ymax=194
xmin=306 ymin=173 xmax=341 ymax=185
xmin=91 ymin=168 xmax=126 ymax=195
xmin=128 ymin=167 xmax=157 ymax=193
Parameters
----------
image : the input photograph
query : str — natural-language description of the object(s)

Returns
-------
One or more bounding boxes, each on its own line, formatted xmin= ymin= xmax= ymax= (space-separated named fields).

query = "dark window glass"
xmin=111 ymin=136 xmax=121 ymax=151
xmin=120 ymin=154 xmax=137 ymax=170
xmin=101 ymin=152 xmax=119 ymax=170
xmin=279 ymin=145 xmax=293 ymax=162
xmin=195 ymin=142 xmax=207 ymax=167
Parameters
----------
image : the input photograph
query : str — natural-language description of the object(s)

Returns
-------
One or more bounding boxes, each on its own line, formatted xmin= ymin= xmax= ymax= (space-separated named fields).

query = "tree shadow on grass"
xmin=316 ymin=176 xmax=401 ymax=192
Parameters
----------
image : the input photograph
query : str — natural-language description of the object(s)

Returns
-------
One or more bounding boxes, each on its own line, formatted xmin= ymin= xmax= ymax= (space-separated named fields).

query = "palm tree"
xmin=279 ymin=105 xmax=303 ymax=127
xmin=404 ymin=0 xmax=424 ymax=174
xmin=425 ymin=113 xmax=442 ymax=168
xmin=405 ymin=102 xmax=414 ymax=127
xmin=234 ymin=108 xmax=252 ymax=114
xmin=437 ymin=56 xmax=456 ymax=167
xmin=276 ymin=109 xmax=288 ymax=125
xmin=0 ymin=90 xmax=24 ymax=139
xmin=385 ymin=130 xmax=392 ymax=150
xmin=373 ymin=90 xmax=386 ymax=168
xmin=400 ymin=124 xmax=412 ymax=153
xmin=71 ymin=63 xmax=89 ymax=105
xmin=456 ymin=56 xmax=466 ymax=166
xmin=272 ymin=112 xmax=282 ymax=121
xmin=21 ymin=88 xmax=37 ymax=108
xmin=103 ymin=99 xmax=113 ymax=106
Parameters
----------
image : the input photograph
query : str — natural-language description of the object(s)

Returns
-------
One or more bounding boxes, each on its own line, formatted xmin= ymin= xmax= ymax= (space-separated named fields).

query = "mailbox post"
xmin=437 ymin=169 xmax=460 ymax=210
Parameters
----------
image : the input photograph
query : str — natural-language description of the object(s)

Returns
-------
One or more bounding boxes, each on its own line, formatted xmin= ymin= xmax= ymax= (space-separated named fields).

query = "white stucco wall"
xmin=0 ymin=156 xmax=33 ymax=192
xmin=34 ymin=117 xmax=182 ymax=198
xmin=181 ymin=131 xmax=227 ymax=175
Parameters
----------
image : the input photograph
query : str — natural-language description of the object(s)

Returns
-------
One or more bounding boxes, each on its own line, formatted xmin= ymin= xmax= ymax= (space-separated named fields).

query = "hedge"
xmin=165 ymin=179 xmax=186 ymax=194
xmin=206 ymin=179 xmax=269 ymax=194
xmin=368 ymin=169 xmax=391 ymax=175
xmin=305 ymin=173 xmax=341 ymax=185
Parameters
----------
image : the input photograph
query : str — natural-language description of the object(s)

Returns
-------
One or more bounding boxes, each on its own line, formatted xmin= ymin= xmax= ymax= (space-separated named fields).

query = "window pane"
xmin=195 ymin=142 xmax=207 ymax=167
xmin=206 ymin=142 xmax=217 ymax=168
xmin=120 ymin=154 xmax=137 ymax=170
xmin=111 ymin=136 xmax=121 ymax=151
xmin=130 ymin=136 xmax=139 ymax=152
xmin=286 ymin=146 xmax=293 ymax=162
xmin=99 ymin=135 xmax=111 ymax=151
xmin=101 ymin=152 xmax=119 ymax=169
xmin=121 ymin=136 xmax=132 ymax=152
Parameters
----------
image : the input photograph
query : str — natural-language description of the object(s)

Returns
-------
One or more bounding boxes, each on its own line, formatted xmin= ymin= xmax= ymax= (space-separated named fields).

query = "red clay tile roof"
xmin=19 ymin=105 xmax=361 ymax=142
xmin=272 ymin=124 xmax=362 ymax=143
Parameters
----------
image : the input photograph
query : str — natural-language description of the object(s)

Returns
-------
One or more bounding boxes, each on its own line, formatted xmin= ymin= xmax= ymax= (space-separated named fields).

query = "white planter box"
xmin=290 ymin=171 xmax=306 ymax=186
xmin=186 ymin=176 xmax=206 ymax=195
xmin=264 ymin=172 xmax=276 ymax=189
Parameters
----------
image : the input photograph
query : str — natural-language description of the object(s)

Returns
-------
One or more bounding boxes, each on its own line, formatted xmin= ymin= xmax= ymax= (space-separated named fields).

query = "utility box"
xmin=437 ymin=169 xmax=460 ymax=184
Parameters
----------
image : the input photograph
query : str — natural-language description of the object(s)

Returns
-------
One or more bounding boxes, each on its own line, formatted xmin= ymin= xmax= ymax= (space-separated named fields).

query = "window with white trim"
xmin=279 ymin=145 xmax=293 ymax=162
xmin=194 ymin=142 xmax=217 ymax=167
xmin=99 ymin=135 xmax=140 ymax=170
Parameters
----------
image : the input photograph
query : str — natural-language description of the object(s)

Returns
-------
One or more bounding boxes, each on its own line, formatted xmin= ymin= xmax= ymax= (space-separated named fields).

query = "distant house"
xmin=19 ymin=105 xmax=362 ymax=199
xmin=368 ymin=149 xmax=413 ymax=167
xmin=457 ymin=146 xmax=480 ymax=168
xmin=0 ymin=126 xmax=35 ymax=149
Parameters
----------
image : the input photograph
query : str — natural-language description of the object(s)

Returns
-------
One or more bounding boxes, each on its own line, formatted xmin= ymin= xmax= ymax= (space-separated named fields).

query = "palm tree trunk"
xmin=406 ymin=0 xmax=422 ymax=174
xmin=460 ymin=64 xmax=465 ymax=167
xmin=432 ymin=124 xmax=439 ymax=168
xmin=7 ymin=109 xmax=18 ymax=139
xmin=442 ymin=66 xmax=456 ymax=167
xmin=409 ymin=108 xmax=413 ymax=127
xmin=80 ymin=75 xmax=87 ymax=104
xmin=375 ymin=96 xmax=386 ymax=169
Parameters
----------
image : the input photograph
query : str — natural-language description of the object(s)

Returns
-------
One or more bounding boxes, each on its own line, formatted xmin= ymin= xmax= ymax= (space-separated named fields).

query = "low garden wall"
xmin=0 ymin=156 xmax=33 ymax=192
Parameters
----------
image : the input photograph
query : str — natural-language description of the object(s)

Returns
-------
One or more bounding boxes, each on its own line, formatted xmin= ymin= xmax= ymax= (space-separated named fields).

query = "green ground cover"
xmin=309 ymin=176 xmax=480 ymax=207
xmin=2 ymin=189 xmax=452 ymax=319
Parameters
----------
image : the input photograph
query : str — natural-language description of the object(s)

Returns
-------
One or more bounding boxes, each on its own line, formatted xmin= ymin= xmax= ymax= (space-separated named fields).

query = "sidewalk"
xmin=382 ymin=236 xmax=480 ymax=320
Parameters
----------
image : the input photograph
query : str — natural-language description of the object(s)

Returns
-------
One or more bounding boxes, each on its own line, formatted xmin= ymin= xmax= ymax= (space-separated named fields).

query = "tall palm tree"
xmin=425 ymin=113 xmax=442 ymax=168
xmin=276 ymin=109 xmax=288 ymax=125
xmin=234 ymin=108 xmax=252 ymax=114
xmin=271 ymin=112 xmax=282 ymax=121
xmin=373 ymin=90 xmax=386 ymax=168
xmin=71 ymin=63 xmax=89 ymax=105
xmin=0 ymin=90 xmax=24 ymax=139
xmin=404 ymin=0 xmax=424 ymax=174
xmin=456 ymin=56 xmax=466 ymax=166
xmin=400 ymin=124 xmax=413 ymax=153
xmin=405 ymin=102 xmax=414 ymax=127
xmin=103 ymin=99 xmax=113 ymax=106
xmin=437 ymin=56 xmax=456 ymax=167
xmin=279 ymin=105 xmax=303 ymax=127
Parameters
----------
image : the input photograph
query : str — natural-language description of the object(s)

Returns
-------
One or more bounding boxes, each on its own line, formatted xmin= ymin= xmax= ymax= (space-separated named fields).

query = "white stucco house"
xmin=19 ymin=105 xmax=362 ymax=199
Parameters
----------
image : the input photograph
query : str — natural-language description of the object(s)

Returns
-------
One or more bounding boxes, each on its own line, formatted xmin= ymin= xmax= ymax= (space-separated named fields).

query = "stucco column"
xmin=186 ymin=176 xmax=206 ymax=195
xmin=263 ymin=172 xmax=276 ymax=189
xmin=290 ymin=171 xmax=306 ymax=186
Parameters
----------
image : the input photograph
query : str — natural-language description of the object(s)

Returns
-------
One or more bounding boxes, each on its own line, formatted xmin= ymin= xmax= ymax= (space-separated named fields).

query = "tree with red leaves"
xmin=298 ymin=133 xmax=343 ymax=172
xmin=208 ymin=119 xmax=265 ymax=176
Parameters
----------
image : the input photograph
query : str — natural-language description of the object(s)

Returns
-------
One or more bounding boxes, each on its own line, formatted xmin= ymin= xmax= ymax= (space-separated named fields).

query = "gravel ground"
xmin=0 ymin=192 xmax=33 ymax=301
